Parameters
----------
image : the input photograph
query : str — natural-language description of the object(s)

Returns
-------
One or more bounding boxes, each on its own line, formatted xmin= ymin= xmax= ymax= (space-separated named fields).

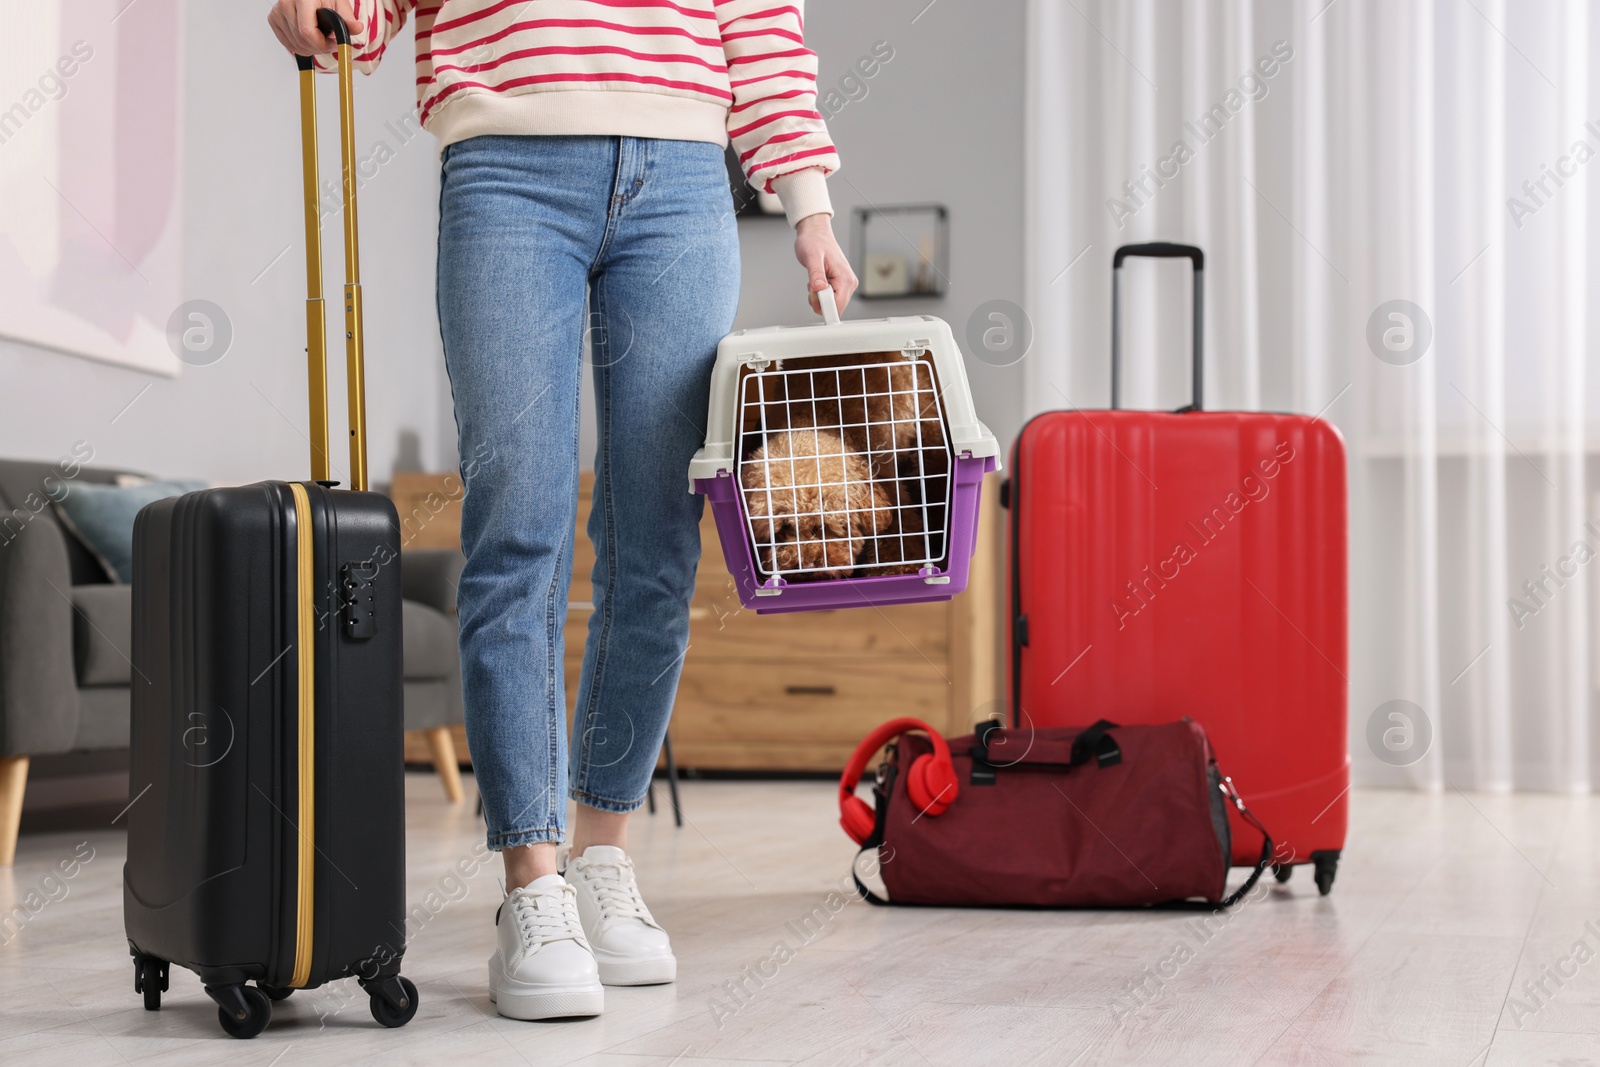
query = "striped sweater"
xmin=319 ymin=0 xmax=839 ymax=224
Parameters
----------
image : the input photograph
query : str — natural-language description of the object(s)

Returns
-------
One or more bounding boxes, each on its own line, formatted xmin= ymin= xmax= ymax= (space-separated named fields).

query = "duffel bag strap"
xmin=852 ymin=846 xmax=892 ymax=907
xmin=1069 ymin=719 xmax=1123 ymax=768
xmin=851 ymin=762 xmax=897 ymax=906
xmin=1217 ymin=773 xmax=1273 ymax=908
xmin=970 ymin=719 xmax=1125 ymax=777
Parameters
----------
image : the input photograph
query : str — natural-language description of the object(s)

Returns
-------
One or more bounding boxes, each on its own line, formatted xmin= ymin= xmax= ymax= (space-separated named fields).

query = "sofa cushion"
xmin=0 ymin=459 xmax=130 ymax=585
xmin=69 ymin=583 xmax=452 ymax=688
xmin=403 ymin=600 xmax=458 ymax=681
xmin=72 ymin=584 xmax=134 ymax=686
xmin=53 ymin=479 xmax=208 ymax=583
xmin=75 ymin=685 xmax=131 ymax=751
xmin=403 ymin=677 xmax=463 ymax=732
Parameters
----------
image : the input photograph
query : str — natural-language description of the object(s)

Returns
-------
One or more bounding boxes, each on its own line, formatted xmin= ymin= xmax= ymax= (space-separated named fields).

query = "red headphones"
xmin=838 ymin=717 xmax=960 ymax=845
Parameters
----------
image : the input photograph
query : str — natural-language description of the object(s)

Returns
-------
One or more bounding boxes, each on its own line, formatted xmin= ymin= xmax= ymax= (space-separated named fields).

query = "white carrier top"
xmin=689 ymin=289 xmax=1001 ymax=489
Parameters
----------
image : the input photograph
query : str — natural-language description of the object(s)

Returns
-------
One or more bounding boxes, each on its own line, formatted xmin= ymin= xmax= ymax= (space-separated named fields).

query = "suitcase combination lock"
xmin=340 ymin=560 xmax=378 ymax=640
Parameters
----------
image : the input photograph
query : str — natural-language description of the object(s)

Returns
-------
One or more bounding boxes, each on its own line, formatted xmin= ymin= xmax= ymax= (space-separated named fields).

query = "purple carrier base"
xmin=694 ymin=453 xmax=997 ymax=615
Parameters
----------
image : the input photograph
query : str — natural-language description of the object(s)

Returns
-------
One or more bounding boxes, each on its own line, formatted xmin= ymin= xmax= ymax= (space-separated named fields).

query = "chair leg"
xmin=0 ymin=755 xmax=28 ymax=867
xmin=662 ymin=733 xmax=682 ymax=828
xmin=422 ymin=727 xmax=464 ymax=803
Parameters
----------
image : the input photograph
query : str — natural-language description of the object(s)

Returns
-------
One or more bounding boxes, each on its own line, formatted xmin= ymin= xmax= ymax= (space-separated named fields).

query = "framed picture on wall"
xmin=852 ymin=204 xmax=948 ymax=299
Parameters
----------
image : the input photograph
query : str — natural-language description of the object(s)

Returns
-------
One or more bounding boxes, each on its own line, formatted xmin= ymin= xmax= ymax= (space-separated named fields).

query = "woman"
xmin=268 ymin=0 xmax=856 ymax=1021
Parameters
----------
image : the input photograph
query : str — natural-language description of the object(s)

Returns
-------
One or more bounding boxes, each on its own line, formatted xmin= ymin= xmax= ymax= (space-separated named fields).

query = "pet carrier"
xmin=690 ymin=288 xmax=1000 ymax=613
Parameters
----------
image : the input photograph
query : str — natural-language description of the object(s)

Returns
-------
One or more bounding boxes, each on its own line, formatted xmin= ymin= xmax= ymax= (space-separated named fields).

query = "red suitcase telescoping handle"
xmin=1110 ymin=242 xmax=1204 ymax=413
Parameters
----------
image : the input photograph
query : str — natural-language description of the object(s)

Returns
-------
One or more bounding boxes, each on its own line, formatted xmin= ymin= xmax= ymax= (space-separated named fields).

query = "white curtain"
xmin=1025 ymin=0 xmax=1597 ymax=792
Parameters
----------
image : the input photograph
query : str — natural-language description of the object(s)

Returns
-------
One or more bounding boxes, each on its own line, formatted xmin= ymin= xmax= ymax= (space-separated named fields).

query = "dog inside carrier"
xmin=689 ymin=288 xmax=999 ymax=613
xmin=735 ymin=351 xmax=952 ymax=583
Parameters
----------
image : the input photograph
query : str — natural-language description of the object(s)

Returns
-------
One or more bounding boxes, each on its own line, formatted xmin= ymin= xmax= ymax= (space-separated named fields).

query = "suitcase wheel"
xmin=365 ymin=974 xmax=419 ymax=1029
xmin=210 ymin=984 xmax=272 ymax=1039
xmin=257 ymin=983 xmax=294 ymax=1002
xmin=1271 ymin=863 xmax=1293 ymax=884
xmin=1311 ymin=850 xmax=1340 ymax=896
xmin=132 ymin=955 xmax=169 ymax=1012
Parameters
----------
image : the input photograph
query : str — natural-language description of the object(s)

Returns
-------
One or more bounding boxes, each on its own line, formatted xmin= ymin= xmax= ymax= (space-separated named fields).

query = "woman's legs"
xmin=436 ymin=135 xmax=615 ymax=882
xmin=439 ymin=136 xmax=737 ymax=987
xmin=438 ymin=133 xmax=737 ymax=1017
xmin=555 ymin=137 xmax=738 ymax=990
xmin=571 ymin=807 xmax=630 ymax=856
xmin=569 ymin=137 xmax=741 ymax=824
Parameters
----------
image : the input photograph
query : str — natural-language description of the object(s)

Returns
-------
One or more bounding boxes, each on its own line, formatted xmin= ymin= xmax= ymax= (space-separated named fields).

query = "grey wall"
xmin=731 ymin=1 xmax=1028 ymax=448
xmin=2 ymin=2 xmax=1025 ymax=483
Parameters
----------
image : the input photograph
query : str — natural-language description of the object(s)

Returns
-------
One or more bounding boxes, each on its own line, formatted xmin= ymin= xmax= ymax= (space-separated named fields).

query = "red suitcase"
xmin=1005 ymin=243 xmax=1348 ymax=894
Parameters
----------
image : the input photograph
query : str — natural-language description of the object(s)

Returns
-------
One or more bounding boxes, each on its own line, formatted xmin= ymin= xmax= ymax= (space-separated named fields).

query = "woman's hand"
xmin=794 ymin=213 xmax=858 ymax=317
xmin=267 ymin=0 xmax=363 ymax=56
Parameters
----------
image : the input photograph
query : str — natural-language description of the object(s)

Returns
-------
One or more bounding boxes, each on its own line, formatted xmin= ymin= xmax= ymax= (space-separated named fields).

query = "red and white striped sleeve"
xmin=313 ymin=0 xmax=417 ymax=74
xmin=716 ymin=0 xmax=839 ymax=226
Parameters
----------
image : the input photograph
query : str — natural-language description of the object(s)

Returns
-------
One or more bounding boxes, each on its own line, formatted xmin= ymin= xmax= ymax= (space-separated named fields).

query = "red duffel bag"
xmin=839 ymin=717 xmax=1273 ymax=908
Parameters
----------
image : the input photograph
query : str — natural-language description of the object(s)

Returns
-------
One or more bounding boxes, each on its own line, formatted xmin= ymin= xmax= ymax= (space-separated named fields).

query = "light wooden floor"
xmin=2 ymin=777 xmax=1597 ymax=1066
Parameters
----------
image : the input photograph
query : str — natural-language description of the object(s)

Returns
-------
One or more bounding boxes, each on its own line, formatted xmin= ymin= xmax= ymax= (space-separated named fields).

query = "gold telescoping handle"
xmin=296 ymin=58 xmax=331 ymax=483
xmin=334 ymin=27 xmax=368 ymax=492
xmin=295 ymin=9 xmax=369 ymax=491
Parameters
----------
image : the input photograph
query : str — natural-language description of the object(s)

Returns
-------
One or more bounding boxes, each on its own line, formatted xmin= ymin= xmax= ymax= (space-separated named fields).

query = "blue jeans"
xmin=436 ymin=135 xmax=740 ymax=850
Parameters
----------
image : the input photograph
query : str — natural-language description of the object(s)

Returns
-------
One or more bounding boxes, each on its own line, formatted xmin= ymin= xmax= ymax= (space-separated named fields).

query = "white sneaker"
xmin=487 ymin=874 xmax=605 ymax=1020
xmin=564 ymin=846 xmax=677 ymax=986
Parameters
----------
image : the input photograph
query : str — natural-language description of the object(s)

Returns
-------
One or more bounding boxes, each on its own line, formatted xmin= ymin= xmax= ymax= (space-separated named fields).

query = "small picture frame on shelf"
xmin=725 ymin=146 xmax=785 ymax=218
xmin=852 ymin=204 xmax=948 ymax=298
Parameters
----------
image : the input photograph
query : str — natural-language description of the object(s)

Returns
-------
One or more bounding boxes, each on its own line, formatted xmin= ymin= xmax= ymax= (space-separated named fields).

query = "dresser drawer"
xmin=567 ymin=572 xmax=947 ymax=663
xmin=670 ymin=657 xmax=948 ymax=745
xmin=688 ymin=597 xmax=948 ymax=660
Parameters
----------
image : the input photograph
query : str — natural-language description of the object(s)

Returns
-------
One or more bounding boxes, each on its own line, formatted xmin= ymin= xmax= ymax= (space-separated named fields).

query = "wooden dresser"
xmin=404 ymin=471 xmax=1002 ymax=772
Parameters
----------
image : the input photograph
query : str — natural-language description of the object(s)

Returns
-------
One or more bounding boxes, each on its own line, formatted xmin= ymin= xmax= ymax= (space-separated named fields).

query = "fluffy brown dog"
xmin=854 ymin=474 xmax=928 ymax=576
xmin=740 ymin=352 xmax=946 ymax=481
xmin=740 ymin=427 xmax=892 ymax=580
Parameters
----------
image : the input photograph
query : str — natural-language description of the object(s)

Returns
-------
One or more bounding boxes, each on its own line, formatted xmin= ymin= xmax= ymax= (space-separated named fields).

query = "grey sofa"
xmin=0 ymin=459 xmax=468 ymax=866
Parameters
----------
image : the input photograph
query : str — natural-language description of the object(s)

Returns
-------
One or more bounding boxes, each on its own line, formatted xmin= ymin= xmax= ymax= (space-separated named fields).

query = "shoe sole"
xmin=489 ymin=971 xmax=605 ymax=1020
xmin=595 ymin=952 xmax=677 ymax=986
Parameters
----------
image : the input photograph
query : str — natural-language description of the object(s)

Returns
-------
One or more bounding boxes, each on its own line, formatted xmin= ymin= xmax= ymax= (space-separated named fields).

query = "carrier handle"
xmin=817 ymin=286 xmax=842 ymax=325
xmin=1111 ymin=242 xmax=1203 ymax=413
xmin=294 ymin=8 xmax=370 ymax=491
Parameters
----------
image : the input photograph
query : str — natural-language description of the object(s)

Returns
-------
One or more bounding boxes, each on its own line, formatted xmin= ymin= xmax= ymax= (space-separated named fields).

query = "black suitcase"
xmin=124 ymin=12 xmax=416 ymax=1038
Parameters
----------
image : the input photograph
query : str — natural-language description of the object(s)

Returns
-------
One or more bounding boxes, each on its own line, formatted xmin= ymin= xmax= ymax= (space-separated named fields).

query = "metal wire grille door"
xmin=736 ymin=355 xmax=952 ymax=581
